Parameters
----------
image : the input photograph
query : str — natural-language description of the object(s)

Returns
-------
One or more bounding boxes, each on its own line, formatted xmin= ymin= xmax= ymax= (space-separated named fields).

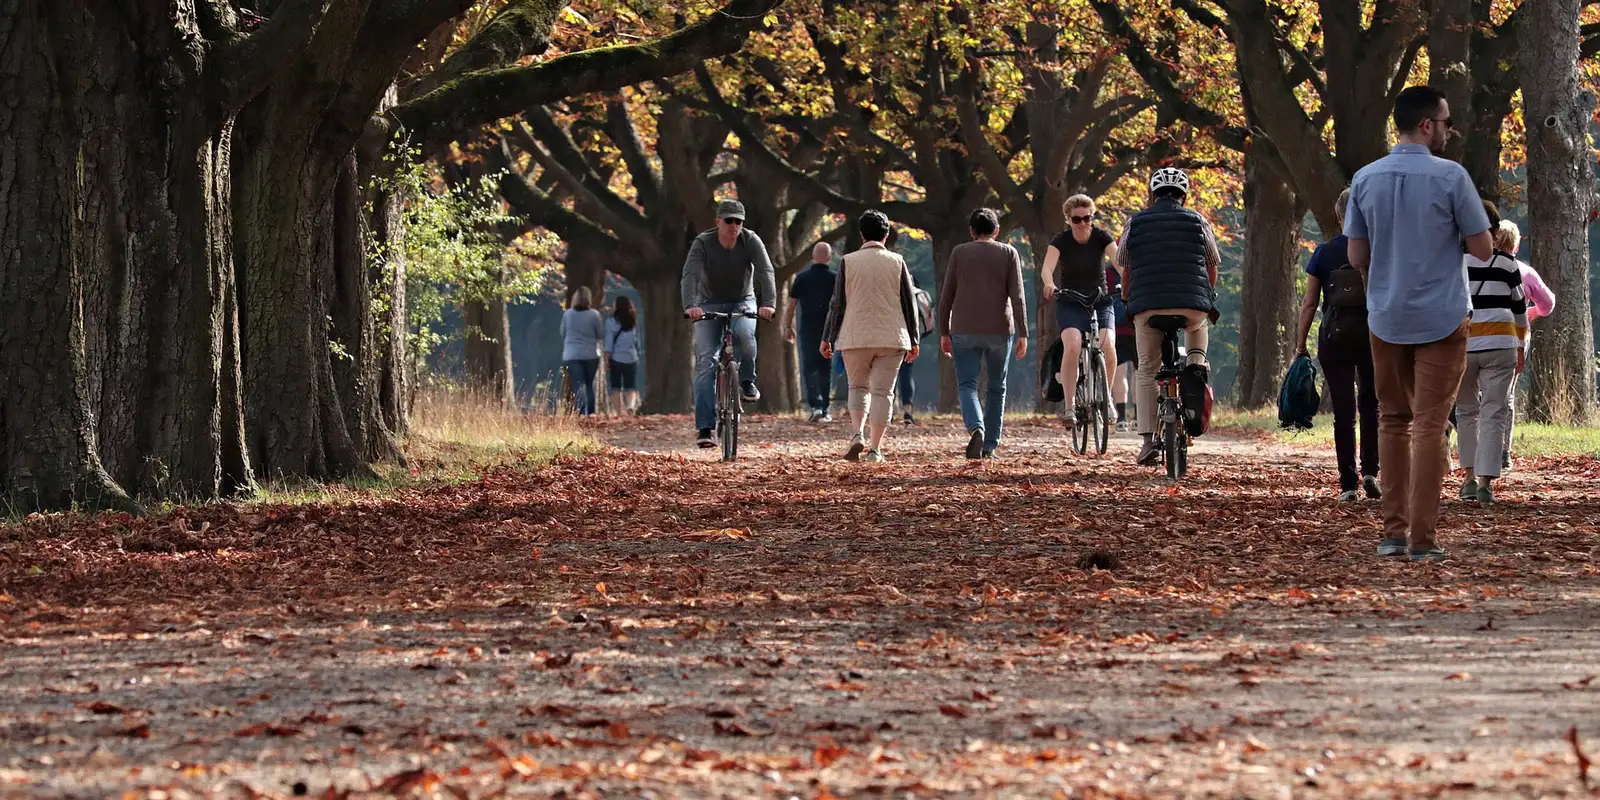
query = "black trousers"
xmin=897 ymin=359 xmax=914 ymax=407
xmin=1319 ymin=339 xmax=1379 ymax=491
xmin=799 ymin=336 xmax=832 ymax=411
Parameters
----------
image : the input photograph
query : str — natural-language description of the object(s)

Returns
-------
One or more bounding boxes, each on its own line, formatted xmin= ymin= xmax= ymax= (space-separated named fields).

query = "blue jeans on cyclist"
xmin=693 ymin=300 xmax=759 ymax=430
xmin=950 ymin=333 xmax=1012 ymax=454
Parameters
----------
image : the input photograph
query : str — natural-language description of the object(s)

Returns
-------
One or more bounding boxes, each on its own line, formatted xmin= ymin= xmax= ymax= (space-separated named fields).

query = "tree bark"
xmin=1233 ymin=153 xmax=1305 ymax=408
xmin=637 ymin=272 xmax=694 ymax=414
xmin=931 ymin=231 xmax=961 ymax=413
xmin=0 ymin=2 xmax=136 ymax=513
xmin=462 ymin=291 xmax=515 ymax=405
xmin=1519 ymin=0 xmax=1597 ymax=424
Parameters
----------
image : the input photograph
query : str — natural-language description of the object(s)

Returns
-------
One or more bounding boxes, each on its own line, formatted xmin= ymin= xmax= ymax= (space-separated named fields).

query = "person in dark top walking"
xmin=1041 ymin=194 xmax=1119 ymax=430
xmin=1295 ymin=188 xmax=1380 ymax=503
xmin=783 ymin=242 xmax=837 ymax=422
xmin=896 ymin=273 xmax=933 ymax=424
xmin=682 ymin=199 xmax=777 ymax=448
xmin=1106 ymin=264 xmax=1137 ymax=431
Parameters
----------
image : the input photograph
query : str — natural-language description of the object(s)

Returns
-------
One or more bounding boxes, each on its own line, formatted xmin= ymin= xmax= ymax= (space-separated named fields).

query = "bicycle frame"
xmin=690 ymin=311 xmax=758 ymax=461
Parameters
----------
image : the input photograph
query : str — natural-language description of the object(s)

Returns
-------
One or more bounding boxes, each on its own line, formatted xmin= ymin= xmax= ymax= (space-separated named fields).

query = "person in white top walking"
xmin=604 ymin=296 xmax=641 ymax=415
xmin=1455 ymin=200 xmax=1527 ymax=507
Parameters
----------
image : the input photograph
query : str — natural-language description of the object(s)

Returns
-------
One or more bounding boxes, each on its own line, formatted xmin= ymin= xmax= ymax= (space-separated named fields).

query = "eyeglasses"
xmin=722 ymin=217 xmax=744 ymax=226
xmin=1070 ymin=215 xmax=1093 ymax=224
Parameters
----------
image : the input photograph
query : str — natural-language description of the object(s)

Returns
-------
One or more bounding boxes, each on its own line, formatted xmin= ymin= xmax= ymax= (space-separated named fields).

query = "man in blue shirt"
xmin=1345 ymin=85 xmax=1494 ymax=563
xmin=783 ymin=242 xmax=837 ymax=422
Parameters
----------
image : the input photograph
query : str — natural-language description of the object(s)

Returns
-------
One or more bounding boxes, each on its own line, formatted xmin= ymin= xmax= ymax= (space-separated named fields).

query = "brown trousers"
xmin=1369 ymin=320 xmax=1469 ymax=551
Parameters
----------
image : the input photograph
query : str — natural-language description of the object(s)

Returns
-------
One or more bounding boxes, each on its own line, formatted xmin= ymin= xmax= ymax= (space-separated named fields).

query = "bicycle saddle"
xmin=1147 ymin=315 xmax=1190 ymax=333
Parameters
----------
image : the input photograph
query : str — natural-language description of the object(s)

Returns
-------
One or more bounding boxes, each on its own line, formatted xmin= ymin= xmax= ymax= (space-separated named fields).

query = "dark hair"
xmin=858 ymin=209 xmax=891 ymax=243
xmin=969 ymin=207 xmax=1000 ymax=236
xmin=613 ymin=295 xmax=636 ymax=331
xmin=1393 ymin=85 xmax=1447 ymax=133
xmin=1480 ymin=198 xmax=1501 ymax=229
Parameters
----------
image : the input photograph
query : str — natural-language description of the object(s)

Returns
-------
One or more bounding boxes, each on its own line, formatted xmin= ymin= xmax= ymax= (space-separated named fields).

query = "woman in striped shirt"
xmin=1455 ymin=201 xmax=1527 ymax=507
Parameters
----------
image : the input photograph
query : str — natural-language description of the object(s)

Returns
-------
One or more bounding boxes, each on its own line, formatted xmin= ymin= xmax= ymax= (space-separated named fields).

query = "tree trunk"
xmin=462 ymin=291 xmax=515 ymax=405
xmin=931 ymin=232 xmax=960 ymax=412
xmin=1519 ymin=0 xmax=1597 ymax=424
xmin=1024 ymin=227 xmax=1057 ymax=413
xmin=1428 ymin=0 xmax=1473 ymax=166
xmin=332 ymin=154 xmax=405 ymax=461
xmin=637 ymin=271 xmax=694 ymax=414
xmin=367 ymin=180 xmax=410 ymax=436
xmin=0 ymin=3 xmax=135 ymax=512
xmin=1233 ymin=154 xmax=1305 ymax=408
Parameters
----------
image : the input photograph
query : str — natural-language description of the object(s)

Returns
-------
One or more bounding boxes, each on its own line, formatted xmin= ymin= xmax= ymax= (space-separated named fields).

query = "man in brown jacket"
xmin=938 ymin=208 xmax=1029 ymax=459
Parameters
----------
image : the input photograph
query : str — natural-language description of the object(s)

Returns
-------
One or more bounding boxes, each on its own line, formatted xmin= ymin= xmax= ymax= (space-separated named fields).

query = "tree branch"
xmin=604 ymin=97 xmax=664 ymax=215
xmin=519 ymin=107 xmax=654 ymax=237
xmin=489 ymin=139 xmax=622 ymax=259
xmin=406 ymin=0 xmax=565 ymax=100
xmin=391 ymin=0 xmax=782 ymax=149
xmin=211 ymin=0 xmax=337 ymax=116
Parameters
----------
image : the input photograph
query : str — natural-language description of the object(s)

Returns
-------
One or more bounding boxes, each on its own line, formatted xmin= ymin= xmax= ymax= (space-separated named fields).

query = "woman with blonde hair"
xmin=1492 ymin=220 xmax=1555 ymax=469
xmin=561 ymin=286 xmax=605 ymax=415
xmin=1041 ymin=194 xmax=1118 ymax=429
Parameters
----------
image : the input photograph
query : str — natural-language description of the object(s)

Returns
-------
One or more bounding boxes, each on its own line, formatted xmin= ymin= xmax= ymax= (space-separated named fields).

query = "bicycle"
xmin=1146 ymin=314 xmax=1192 ymax=480
xmin=688 ymin=311 xmax=757 ymax=461
xmin=1055 ymin=288 xmax=1112 ymax=455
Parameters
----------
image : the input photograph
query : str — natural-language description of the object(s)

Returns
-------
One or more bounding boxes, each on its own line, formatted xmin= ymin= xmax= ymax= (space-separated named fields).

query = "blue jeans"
xmin=565 ymin=358 xmax=600 ymax=415
xmin=693 ymin=300 xmax=758 ymax=430
xmin=798 ymin=333 xmax=832 ymax=412
xmin=950 ymin=334 xmax=1012 ymax=451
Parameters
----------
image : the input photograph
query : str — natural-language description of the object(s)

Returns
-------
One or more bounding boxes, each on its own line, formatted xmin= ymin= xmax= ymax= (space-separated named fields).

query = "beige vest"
xmin=835 ymin=243 xmax=911 ymax=352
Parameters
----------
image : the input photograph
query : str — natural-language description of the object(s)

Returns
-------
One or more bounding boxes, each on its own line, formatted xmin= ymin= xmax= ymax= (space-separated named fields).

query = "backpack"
xmin=912 ymin=286 xmax=935 ymax=339
xmin=1040 ymin=338 xmax=1065 ymax=403
xmin=1320 ymin=263 xmax=1369 ymax=349
xmin=1277 ymin=353 xmax=1321 ymax=430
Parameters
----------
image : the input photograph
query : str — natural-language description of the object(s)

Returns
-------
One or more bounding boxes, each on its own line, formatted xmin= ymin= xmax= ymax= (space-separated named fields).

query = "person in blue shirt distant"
xmin=1344 ymin=85 xmax=1493 ymax=564
xmin=782 ymin=242 xmax=837 ymax=422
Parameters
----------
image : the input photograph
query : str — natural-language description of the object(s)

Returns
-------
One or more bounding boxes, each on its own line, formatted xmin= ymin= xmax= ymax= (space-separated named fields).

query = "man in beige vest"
xmin=820 ymin=210 xmax=921 ymax=462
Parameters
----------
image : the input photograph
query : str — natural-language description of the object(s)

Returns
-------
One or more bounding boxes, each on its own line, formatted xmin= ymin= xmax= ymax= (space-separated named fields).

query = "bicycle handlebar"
xmin=1053 ymin=288 xmax=1110 ymax=306
xmin=685 ymin=311 xmax=761 ymax=321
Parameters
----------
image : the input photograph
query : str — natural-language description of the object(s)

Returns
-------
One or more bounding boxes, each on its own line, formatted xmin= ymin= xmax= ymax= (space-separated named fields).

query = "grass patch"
xmin=252 ymin=389 xmax=596 ymax=506
xmin=1209 ymin=405 xmax=1600 ymax=458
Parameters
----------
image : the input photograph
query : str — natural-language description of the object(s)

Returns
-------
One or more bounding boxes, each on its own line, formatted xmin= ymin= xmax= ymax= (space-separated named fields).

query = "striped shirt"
xmin=1463 ymin=251 xmax=1528 ymax=353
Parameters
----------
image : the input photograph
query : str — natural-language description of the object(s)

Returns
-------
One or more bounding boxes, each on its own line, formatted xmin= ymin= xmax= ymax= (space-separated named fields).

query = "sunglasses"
xmin=1070 ymin=215 xmax=1093 ymax=224
xmin=722 ymin=217 xmax=744 ymax=226
xmin=1430 ymin=116 xmax=1454 ymax=130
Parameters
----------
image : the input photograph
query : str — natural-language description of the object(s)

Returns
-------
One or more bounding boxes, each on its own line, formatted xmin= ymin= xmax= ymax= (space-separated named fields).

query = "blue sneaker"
xmin=1376 ymin=538 xmax=1408 ymax=557
xmin=1409 ymin=547 xmax=1449 ymax=563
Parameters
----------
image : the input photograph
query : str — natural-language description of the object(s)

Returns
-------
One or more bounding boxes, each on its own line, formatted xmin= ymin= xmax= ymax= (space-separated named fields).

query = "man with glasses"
xmin=683 ymin=199 xmax=777 ymax=448
xmin=1345 ymin=85 xmax=1492 ymax=563
xmin=1041 ymin=194 xmax=1119 ymax=430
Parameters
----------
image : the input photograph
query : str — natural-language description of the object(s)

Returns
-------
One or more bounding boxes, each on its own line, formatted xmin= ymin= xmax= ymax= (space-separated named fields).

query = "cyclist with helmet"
xmin=1114 ymin=167 xmax=1222 ymax=466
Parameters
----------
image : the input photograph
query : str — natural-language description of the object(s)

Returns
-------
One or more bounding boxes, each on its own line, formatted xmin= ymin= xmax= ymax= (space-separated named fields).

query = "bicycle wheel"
xmin=721 ymin=362 xmax=739 ymax=461
xmin=1071 ymin=361 xmax=1090 ymax=455
xmin=1163 ymin=411 xmax=1181 ymax=481
xmin=1091 ymin=349 xmax=1110 ymax=455
xmin=1176 ymin=430 xmax=1189 ymax=478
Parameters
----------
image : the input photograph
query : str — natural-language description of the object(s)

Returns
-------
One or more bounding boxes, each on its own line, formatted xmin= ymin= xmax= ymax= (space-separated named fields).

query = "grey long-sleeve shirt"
xmin=680 ymin=228 xmax=777 ymax=309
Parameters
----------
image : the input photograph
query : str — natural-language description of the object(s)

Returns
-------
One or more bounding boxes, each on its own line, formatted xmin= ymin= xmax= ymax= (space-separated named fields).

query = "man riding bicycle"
xmin=683 ymin=199 xmax=777 ymax=448
xmin=1114 ymin=168 xmax=1221 ymax=466
xmin=1041 ymin=194 xmax=1119 ymax=430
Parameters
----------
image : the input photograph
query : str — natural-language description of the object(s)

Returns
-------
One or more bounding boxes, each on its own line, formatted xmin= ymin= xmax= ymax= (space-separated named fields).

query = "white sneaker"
xmin=1338 ymin=489 xmax=1360 ymax=503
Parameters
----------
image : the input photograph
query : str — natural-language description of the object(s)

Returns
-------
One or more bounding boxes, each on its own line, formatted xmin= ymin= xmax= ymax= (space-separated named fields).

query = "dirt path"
xmin=2 ymin=415 xmax=1598 ymax=798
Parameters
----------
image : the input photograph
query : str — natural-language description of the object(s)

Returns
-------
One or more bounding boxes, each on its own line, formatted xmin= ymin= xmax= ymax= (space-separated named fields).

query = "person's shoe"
xmin=1409 ymin=547 xmax=1449 ymax=563
xmin=1338 ymin=489 xmax=1360 ymax=503
xmin=696 ymin=429 xmax=715 ymax=448
xmin=1459 ymin=476 xmax=1477 ymax=501
xmin=1061 ymin=413 xmax=1077 ymax=430
xmin=1115 ymin=420 xmax=1129 ymax=433
xmin=981 ymin=450 xmax=998 ymax=460
xmin=863 ymin=449 xmax=886 ymax=463
xmin=844 ymin=435 xmax=865 ymax=462
xmin=808 ymin=409 xmax=824 ymax=423
xmin=741 ymin=382 xmax=760 ymax=402
xmin=1376 ymin=538 xmax=1409 ymax=557
xmin=1502 ymin=451 xmax=1513 ymax=472
xmin=903 ymin=411 xmax=915 ymax=425
xmin=1476 ymin=483 xmax=1494 ymax=507
xmin=965 ymin=428 xmax=985 ymax=460
xmin=1362 ymin=474 xmax=1382 ymax=500
xmin=820 ymin=413 xmax=833 ymax=423
xmin=1136 ymin=436 xmax=1161 ymax=466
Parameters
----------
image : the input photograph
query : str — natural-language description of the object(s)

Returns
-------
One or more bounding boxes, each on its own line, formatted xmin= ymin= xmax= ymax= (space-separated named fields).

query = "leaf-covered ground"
xmin=2 ymin=415 xmax=1598 ymax=798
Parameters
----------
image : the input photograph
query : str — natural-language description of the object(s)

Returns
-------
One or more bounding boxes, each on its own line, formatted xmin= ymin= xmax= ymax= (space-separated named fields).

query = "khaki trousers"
xmin=842 ymin=348 xmax=906 ymax=427
xmin=1133 ymin=309 xmax=1210 ymax=435
xmin=1369 ymin=321 xmax=1469 ymax=551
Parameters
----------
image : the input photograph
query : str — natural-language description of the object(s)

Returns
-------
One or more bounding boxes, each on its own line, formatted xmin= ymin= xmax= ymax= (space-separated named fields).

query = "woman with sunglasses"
xmin=1040 ymin=194 xmax=1119 ymax=430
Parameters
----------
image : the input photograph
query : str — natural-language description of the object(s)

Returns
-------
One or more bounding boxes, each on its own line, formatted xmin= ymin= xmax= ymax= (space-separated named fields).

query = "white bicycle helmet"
xmin=1149 ymin=167 xmax=1190 ymax=196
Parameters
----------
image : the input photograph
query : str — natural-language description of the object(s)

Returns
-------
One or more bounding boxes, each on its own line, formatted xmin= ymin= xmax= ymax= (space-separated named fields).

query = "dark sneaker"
xmin=1502 ymin=451 xmax=1513 ymax=472
xmin=965 ymin=428 xmax=985 ymax=460
xmin=1476 ymin=484 xmax=1494 ymax=507
xmin=1338 ymin=489 xmax=1360 ymax=503
xmin=844 ymin=435 xmax=865 ymax=462
xmin=1459 ymin=477 xmax=1477 ymax=501
xmin=696 ymin=429 xmax=715 ymax=448
xmin=981 ymin=450 xmax=998 ymax=460
xmin=1409 ymin=547 xmax=1449 ymax=563
xmin=1362 ymin=474 xmax=1382 ymax=500
xmin=1376 ymin=538 xmax=1408 ymax=557
xmin=903 ymin=411 xmax=915 ymax=425
xmin=1136 ymin=437 xmax=1161 ymax=465
xmin=741 ymin=382 xmax=760 ymax=402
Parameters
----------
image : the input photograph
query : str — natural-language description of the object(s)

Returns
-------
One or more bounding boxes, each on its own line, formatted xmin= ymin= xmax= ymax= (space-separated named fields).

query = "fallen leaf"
xmin=712 ymin=720 xmax=773 ymax=737
xmin=938 ymin=704 xmax=969 ymax=718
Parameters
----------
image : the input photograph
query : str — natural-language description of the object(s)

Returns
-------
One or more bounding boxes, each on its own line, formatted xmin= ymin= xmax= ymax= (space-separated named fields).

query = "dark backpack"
xmin=1320 ymin=263 xmax=1369 ymax=349
xmin=1277 ymin=353 xmax=1321 ymax=430
xmin=912 ymin=287 xmax=935 ymax=339
xmin=1040 ymin=338 xmax=1065 ymax=403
